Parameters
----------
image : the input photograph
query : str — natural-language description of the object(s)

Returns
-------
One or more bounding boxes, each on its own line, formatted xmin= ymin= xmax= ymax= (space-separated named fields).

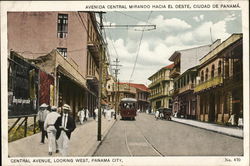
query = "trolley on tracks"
xmin=119 ymin=98 xmax=137 ymax=120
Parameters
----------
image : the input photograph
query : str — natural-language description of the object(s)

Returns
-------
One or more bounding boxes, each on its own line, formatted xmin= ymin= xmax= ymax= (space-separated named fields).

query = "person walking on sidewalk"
xmin=155 ymin=110 xmax=160 ymax=120
xmin=84 ymin=107 xmax=89 ymax=121
xmin=38 ymin=103 xmax=50 ymax=144
xmin=54 ymin=104 xmax=76 ymax=156
xmin=44 ymin=106 xmax=61 ymax=156
xmin=77 ymin=108 xmax=85 ymax=125
xmin=106 ymin=108 xmax=112 ymax=121
xmin=94 ymin=107 xmax=99 ymax=122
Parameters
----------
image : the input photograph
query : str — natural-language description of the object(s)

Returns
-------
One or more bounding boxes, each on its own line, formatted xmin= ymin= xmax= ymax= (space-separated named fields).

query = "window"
xmin=201 ymin=71 xmax=204 ymax=82
xmin=205 ymin=68 xmax=209 ymax=81
xmin=57 ymin=48 xmax=67 ymax=58
xmin=211 ymin=65 xmax=215 ymax=78
xmin=218 ymin=60 xmax=221 ymax=76
xmin=57 ymin=14 xmax=68 ymax=38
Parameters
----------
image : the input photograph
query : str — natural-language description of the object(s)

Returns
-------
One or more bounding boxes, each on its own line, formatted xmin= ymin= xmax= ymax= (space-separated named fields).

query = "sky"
xmin=100 ymin=10 xmax=242 ymax=85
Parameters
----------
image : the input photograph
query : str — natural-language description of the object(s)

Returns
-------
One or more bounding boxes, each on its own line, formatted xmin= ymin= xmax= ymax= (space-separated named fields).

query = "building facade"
xmin=148 ymin=64 xmax=174 ymax=112
xmin=8 ymin=12 xmax=108 ymax=118
xmin=169 ymin=41 xmax=221 ymax=118
xmin=194 ymin=34 xmax=243 ymax=124
xmin=128 ymin=83 xmax=150 ymax=112
xmin=172 ymin=66 xmax=198 ymax=119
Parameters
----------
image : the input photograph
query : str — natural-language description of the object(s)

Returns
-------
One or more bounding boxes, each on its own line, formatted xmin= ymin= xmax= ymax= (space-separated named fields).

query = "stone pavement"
xmin=8 ymin=117 xmax=116 ymax=157
xmin=171 ymin=117 xmax=243 ymax=139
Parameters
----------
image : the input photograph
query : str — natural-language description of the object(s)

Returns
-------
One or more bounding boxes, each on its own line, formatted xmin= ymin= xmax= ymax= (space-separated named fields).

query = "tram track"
xmin=134 ymin=121 xmax=164 ymax=157
xmin=123 ymin=120 xmax=164 ymax=157
xmin=124 ymin=124 xmax=133 ymax=156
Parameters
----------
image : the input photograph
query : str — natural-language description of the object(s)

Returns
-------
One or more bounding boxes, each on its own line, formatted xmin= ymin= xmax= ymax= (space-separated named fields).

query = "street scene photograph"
xmin=4 ymin=4 xmax=246 ymax=163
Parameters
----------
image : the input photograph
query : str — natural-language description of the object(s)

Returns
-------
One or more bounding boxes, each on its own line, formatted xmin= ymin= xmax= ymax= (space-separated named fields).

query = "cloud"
xmin=138 ymin=15 xmax=192 ymax=33
xmin=225 ymin=13 xmax=236 ymax=22
xmin=193 ymin=15 xmax=204 ymax=22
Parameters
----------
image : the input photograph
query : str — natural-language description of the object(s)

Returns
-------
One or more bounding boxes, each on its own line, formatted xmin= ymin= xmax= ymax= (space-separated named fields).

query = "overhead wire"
xmin=114 ymin=11 xmax=153 ymax=25
xmin=129 ymin=11 xmax=153 ymax=84
xmin=104 ymin=15 xmax=119 ymax=60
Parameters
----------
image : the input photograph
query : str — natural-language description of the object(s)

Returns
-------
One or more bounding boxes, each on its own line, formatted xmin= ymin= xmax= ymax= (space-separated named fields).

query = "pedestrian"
xmin=94 ymin=107 xmax=99 ymax=122
xmin=38 ymin=103 xmax=50 ymax=144
xmin=44 ymin=106 xmax=60 ymax=156
xmin=106 ymin=108 xmax=112 ymax=121
xmin=155 ymin=110 xmax=159 ymax=120
xmin=228 ymin=114 xmax=235 ymax=126
xmin=77 ymin=108 xmax=85 ymax=125
xmin=85 ymin=107 xmax=89 ymax=121
xmin=54 ymin=104 xmax=76 ymax=156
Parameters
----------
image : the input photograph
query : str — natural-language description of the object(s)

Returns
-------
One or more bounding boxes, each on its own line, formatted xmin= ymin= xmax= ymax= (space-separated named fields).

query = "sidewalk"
xmin=8 ymin=117 xmax=116 ymax=157
xmin=171 ymin=117 xmax=243 ymax=139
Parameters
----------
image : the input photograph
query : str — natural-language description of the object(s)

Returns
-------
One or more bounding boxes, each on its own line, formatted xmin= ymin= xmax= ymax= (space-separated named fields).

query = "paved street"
xmin=94 ymin=113 xmax=243 ymax=156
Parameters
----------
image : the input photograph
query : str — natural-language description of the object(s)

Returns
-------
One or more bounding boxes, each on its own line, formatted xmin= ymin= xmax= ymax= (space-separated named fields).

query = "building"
xmin=194 ymin=34 xmax=243 ymax=124
xmin=148 ymin=64 xmax=174 ymax=112
xmin=106 ymin=82 xmax=149 ymax=112
xmin=169 ymin=41 xmax=221 ymax=117
xmin=8 ymin=12 xmax=108 ymax=118
xmin=106 ymin=75 xmax=116 ymax=109
xmin=172 ymin=66 xmax=198 ymax=119
xmin=127 ymin=83 xmax=150 ymax=112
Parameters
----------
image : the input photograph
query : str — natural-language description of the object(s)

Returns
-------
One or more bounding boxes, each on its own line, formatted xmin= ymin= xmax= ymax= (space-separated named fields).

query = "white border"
xmin=1 ymin=1 xmax=249 ymax=166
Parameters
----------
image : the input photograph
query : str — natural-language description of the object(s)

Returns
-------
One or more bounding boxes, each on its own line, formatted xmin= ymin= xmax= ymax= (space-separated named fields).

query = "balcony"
xmin=169 ymin=88 xmax=179 ymax=97
xmin=148 ymin=77 xmax=170 ymax=88
xmin=194 ymin=76 xmax=223 ymax=92
xmin=169 ymin=67 xmax=180 ymax=78
xmin=149 ymin=91 xmax=169 ymax=100
xmin=88 ymin=40 xmax=101 ymax=63
xmin=179 ymin=83 xmax=194 ymax=94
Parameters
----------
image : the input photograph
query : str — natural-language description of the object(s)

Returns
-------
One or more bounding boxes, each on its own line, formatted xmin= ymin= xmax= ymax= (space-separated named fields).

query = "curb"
xmin=171 ymin=119 xmax=243 ymax=139
xmin=86 ymin=119 xmax=117 ymax=156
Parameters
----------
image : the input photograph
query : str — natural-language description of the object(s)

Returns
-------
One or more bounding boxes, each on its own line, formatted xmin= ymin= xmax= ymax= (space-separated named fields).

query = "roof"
xmin=164 ymin=63 xmax=174 ymax=69
xmin=118 ymin=82 xmax=149 ymax=92
xmin=168 ymin=42 xmax=217 ymax=61
xmin=148 ymin=63 xmax=174 ymax=80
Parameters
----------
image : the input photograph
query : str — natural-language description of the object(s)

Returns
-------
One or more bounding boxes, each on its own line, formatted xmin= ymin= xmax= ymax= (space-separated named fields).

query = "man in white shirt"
xmin=106 ymin=108 xmax=112 ymax=121
xmin=77 ymin=108 xmax=85 ymax=125
xmin=94 ymin=107 xmax=99 ymax=122
xmin=38 ymin=103 xmax=50 ymax=144
xmin=44 ymin=106 xmax=60 ymax=156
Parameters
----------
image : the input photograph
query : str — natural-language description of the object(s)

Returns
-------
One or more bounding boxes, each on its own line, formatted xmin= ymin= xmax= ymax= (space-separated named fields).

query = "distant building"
xmin=106 ymin=75 xmax=116 ymax=109
xmin=127 ymin=83 xmax=150 ymax=112
xmin=194 ymin=34 xmax=243 ymax=124
xmin=8 ymin=12 xmax=108 ymax=117
xmin=148 ymin=64 xmax=174 ymax=112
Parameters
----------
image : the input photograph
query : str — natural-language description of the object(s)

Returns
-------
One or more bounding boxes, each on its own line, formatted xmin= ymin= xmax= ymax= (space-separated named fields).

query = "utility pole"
xmin=97 ymin=11 xmax=105 ymax=141
xmin=111 ymin=58 xmax=121 ymax=120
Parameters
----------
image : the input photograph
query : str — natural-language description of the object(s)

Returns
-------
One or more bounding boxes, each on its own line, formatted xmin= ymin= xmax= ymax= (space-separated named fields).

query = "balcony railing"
xmin=194 ymin=76 xmax=223 ymax=92
xmin=169 ymin=67 xmax=180 ymax=78
xmin=169 ymin=88 xmax=179 ymax=96
xmin=148 ymin=77 xmax=171 ymax=88
xmin=149 ymin=91 xmax=170 ymax=100
xmin=179 ymin=83 xmax=194 ymax=94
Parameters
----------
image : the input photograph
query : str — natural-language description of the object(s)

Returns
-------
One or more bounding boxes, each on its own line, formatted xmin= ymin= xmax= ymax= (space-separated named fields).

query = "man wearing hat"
xmin=44 ymin=106 xmax=61 ymax=156
xmin=54 ymin=104 xmax=76 ymax=156
xmin=38 ymin=103 xmax=50 ymax=144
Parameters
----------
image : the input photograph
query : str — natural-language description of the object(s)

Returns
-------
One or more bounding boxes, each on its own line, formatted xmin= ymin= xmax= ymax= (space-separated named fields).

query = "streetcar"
xmin=119 ymin=98 xmax=137 ymax=120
